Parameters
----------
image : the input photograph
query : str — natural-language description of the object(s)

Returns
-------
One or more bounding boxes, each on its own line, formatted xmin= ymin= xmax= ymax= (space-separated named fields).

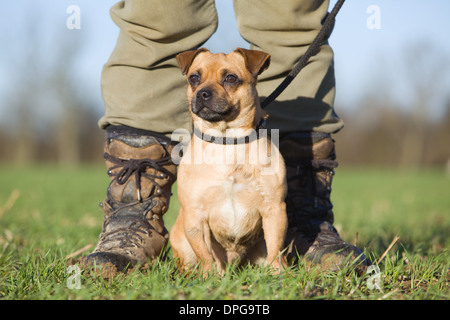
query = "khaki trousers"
xmin=98 ymin=0 xmax=344 ymax=135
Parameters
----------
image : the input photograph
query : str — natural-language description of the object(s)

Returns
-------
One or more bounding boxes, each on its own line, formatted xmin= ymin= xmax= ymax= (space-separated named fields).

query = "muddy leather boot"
xmin=85 ymin=125 xmax=177 ymax=271
xmin=280 ymin=132 xmax=369 ymax=272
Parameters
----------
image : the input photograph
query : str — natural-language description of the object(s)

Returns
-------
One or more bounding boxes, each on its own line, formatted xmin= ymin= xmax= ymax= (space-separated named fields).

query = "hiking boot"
xmin=85 ymin=125 xmax=177 ymax=271
xmin=280 ymin=132 xmax=369 ymax=272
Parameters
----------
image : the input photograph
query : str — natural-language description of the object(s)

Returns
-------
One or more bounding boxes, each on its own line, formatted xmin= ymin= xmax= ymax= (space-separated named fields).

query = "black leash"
xmin=261 ymin=0 xmax=346 ymax=109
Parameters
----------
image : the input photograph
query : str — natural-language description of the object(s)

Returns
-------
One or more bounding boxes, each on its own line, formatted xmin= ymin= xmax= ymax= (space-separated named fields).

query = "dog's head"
xmin=176 ymin=48 xmax=270 ymax=130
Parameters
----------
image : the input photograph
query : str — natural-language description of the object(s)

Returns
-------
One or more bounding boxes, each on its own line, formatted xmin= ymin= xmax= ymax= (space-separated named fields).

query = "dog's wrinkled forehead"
xmin=176 ymin=48 xmax=271 ymax=79
xmin=190 ymin=52 xmax=247 ymax=79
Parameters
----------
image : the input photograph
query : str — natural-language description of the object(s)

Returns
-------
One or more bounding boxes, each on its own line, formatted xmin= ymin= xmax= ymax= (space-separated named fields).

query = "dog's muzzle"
xmin=192 ymin=88 xmax=231 ymax=122
xmin=192 ymin=88 xmax=212 ymax=114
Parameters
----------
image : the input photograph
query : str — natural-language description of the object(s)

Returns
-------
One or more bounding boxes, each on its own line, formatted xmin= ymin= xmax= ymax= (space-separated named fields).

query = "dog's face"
xmin=176 ymin=48 xmax=270 ymax=129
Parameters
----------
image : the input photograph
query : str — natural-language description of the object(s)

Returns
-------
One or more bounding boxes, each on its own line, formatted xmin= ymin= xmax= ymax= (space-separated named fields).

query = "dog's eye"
xmin=189 ymin=74 xmax=201 ymax=85
xmin=224 ymin=74 xmax=238 ymax=84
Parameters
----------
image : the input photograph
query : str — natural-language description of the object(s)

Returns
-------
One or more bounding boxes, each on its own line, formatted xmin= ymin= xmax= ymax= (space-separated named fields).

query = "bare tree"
xmin=397 ymin=41 xmax=450 ymax=168
xmin=1 ymin=8 xmax=99 ymax=166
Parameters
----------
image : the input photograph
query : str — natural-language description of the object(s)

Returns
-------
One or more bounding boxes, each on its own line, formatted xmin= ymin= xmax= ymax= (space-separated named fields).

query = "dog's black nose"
xmin=197 ymin=89 xmax=212 ymax=101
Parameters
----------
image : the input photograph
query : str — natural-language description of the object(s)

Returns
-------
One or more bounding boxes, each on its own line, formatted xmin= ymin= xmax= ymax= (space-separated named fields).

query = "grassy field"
xmin=0 ymin=164 xmax=448 ymax=301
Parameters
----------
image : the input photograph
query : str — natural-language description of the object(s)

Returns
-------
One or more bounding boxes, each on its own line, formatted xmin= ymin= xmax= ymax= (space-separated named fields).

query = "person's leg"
xmin=99 ymin=0 xmax=218 ymax=135
xmin=233 ymin=0 xmax=342 ymax=134
xmin=234 ymin=0 xmax=368 ymax=271
xmin=86 ymin=0 xmax=218 ymax=271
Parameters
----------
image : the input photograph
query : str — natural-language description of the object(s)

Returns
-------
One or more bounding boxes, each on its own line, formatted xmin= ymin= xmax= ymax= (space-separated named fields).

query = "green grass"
xmin=0 ymin=164 xmax=448 ymax=300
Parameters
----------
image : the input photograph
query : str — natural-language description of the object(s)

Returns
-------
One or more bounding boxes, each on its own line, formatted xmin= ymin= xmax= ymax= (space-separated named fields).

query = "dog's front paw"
xmin=266 ymin=255 xmax=288 ymax=275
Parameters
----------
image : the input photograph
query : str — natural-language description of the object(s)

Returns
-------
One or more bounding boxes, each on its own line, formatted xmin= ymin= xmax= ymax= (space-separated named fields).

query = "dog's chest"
xmin=205 ymin=173 xmax=263 ymax=245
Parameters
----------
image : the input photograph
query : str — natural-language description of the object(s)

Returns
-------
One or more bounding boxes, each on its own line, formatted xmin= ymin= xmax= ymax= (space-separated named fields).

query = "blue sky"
xmin=1 ymin=0 xmax=450 ymax=121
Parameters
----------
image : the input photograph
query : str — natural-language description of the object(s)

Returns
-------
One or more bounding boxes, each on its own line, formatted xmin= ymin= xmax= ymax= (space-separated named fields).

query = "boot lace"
xmin=104 ymin=152 xmax=175 ymax=201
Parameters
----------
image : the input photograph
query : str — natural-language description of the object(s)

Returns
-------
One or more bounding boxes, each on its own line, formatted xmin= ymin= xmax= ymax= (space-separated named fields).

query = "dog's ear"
xmin=176 ymin=48 xmax=209 ymax=75
xmin=234 ymin=48 xmax=271 ymax=77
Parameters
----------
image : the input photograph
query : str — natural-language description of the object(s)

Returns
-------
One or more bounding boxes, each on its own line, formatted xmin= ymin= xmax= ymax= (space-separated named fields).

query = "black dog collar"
xmin=193 ymin=119 xmax=267 ymax=145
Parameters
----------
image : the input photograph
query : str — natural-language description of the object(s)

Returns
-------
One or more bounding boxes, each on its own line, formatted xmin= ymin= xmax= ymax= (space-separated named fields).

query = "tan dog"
xmin=170 ymin=48 xmax=288 ymax=275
